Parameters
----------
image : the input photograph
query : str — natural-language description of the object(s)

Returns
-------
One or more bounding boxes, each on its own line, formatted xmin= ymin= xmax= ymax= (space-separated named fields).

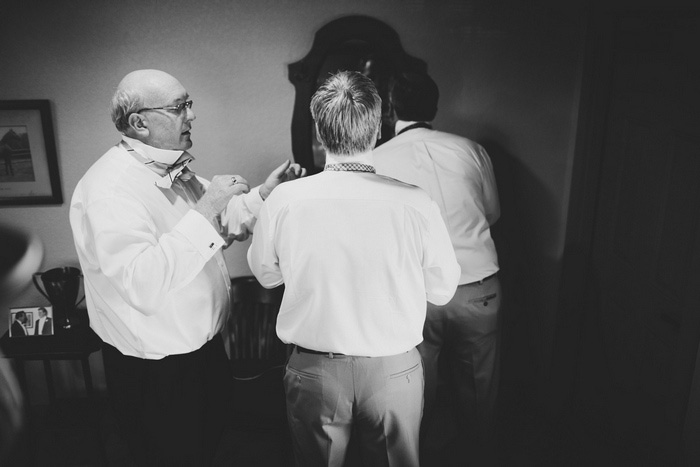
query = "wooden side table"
xmin=0 ymin=321 xmax=102 ymax=404
xmin=1 ymin=312 xmax=108 ymax=465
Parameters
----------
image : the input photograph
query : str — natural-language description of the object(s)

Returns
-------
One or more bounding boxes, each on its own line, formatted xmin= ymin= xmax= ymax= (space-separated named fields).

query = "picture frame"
xmin=0 ymin=100 xmax=62 ymax=205
xmin=8 ymin=306 xmax=54 ymax=337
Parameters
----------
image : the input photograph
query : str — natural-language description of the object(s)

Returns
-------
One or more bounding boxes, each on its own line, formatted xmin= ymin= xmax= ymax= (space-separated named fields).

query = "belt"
xmin=296 ymin=346 xmax=346 ymax=358
xmin=464 ymin=272 xmax=497 ymax=286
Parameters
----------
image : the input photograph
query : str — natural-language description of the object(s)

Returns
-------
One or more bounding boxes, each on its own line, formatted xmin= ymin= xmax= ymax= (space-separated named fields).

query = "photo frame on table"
xmin=8 ymin=306 xmax=54 ymax=337
xmin=0 ymin=100 xmax=62 ymax=205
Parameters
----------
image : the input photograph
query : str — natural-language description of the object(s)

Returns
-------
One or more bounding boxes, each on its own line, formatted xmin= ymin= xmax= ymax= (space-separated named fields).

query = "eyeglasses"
xmin=136 ymin=100 xmax=193 ymax=115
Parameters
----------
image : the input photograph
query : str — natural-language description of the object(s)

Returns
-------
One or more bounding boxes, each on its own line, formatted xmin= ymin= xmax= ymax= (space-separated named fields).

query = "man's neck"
xmin=325 ymin=150 xmax=374 ymax=168
xmin=394 ymin=120 xmax=432 ymax=135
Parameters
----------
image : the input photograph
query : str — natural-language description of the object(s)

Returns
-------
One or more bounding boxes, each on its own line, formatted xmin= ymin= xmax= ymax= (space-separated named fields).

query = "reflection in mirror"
xmin=289 ymin=15 xmax=427 ymax=174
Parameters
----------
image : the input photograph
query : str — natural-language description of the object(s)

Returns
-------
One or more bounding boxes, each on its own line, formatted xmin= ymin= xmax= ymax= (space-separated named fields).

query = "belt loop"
xmin=469 ymin=272 xmax=497 ymax=286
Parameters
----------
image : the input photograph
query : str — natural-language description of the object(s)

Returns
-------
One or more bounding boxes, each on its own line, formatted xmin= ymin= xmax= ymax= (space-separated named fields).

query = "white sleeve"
xmin=423 ymin=201 xmax=461 ymax=305
xmin=84 ymin=197 xmax=224 ymax=316
xmin=219 ymin=186 xmax=264 ymax=245
xmin=478 ymin=145 xmax=501 ymax=226
xmin=246 ymin=199 xmax=284 ymax=289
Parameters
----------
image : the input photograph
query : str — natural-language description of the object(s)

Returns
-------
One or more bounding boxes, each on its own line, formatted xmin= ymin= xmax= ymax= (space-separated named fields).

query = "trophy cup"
xmin=32 ymin=267 xmax=85 ymax=333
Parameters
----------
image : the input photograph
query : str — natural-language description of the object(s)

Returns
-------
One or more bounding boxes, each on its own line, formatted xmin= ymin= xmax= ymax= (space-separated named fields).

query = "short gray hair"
xmin=310 ymin=71 xmax=382 ymax=155
xmin=110 ymin=87 xmax=144 ymax=133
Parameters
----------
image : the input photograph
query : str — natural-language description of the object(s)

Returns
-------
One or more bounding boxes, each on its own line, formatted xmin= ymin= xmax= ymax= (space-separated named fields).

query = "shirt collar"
xmin=394 ymin=120 xmax=431 ymax=135
xmin=122 ymin=135 xmax=186 ymax=166
xmin=324 ymin=150 xmax=374 ymax=168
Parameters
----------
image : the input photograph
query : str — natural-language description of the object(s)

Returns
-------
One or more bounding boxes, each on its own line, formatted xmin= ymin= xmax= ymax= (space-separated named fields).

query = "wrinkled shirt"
xmin=374 ymin=125 xmax=500 ymax=284
xmin=248 ymin=167 xmax=460 ymax=357
xmin=70 ymin=142 xmax=262 ymax=359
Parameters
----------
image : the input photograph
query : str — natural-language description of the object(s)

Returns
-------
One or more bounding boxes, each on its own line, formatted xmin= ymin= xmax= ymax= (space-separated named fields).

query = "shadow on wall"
xmin=481 ymin=138 xmax=559 ymax=393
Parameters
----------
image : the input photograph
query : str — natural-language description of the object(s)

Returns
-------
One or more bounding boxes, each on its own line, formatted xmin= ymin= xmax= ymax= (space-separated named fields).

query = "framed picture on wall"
xmin=8 ymin=306 xmax=54 ymax=337
xmin=0 ymin=100 xmax=62 ymax=205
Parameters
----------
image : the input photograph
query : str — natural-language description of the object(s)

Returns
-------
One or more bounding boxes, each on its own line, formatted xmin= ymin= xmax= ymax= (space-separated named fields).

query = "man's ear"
xmin=127 ymin=113 xmax=149 ymax=136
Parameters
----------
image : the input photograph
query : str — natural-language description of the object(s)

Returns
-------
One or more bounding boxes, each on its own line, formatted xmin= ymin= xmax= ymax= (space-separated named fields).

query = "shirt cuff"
xmin=174 ymin=210 xmax=225 ymax=260
xmin=245 ymin=186 xmax=264 ymax=217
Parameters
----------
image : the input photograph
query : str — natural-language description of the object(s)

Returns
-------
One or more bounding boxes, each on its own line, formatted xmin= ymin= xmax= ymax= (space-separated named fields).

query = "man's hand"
xmin=195 ymin=175 xmax=249 ymax=227
xmin=259 ymin=160 xmax=306 ymax=200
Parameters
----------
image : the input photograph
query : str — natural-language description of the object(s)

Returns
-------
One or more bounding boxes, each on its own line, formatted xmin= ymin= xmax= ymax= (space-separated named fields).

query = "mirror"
xmin=288 ymin=15 xmax=427 ymax=174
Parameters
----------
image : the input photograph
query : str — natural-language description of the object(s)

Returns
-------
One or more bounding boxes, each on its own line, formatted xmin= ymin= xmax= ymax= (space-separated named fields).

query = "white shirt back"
xmin=374 ymin=127 xmax=500 ymax=284
xmin=248 ymin=170 xmax=460 ymax=357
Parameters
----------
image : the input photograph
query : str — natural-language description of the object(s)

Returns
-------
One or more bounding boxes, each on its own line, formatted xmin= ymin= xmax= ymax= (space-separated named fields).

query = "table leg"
xmin=43 ymin=359 xmax=56 ymax=404
xmin=81 ymin=357 xmax=94 ymax=398
xmin=81 ymin=356 xmax=106 ymax=463
xmin=13 ymin=359 xmax=28 ymax=405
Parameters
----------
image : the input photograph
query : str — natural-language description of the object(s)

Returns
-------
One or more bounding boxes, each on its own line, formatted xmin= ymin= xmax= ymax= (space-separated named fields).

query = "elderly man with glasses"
xmin=70 ymin=69 xmax=304 ymax=466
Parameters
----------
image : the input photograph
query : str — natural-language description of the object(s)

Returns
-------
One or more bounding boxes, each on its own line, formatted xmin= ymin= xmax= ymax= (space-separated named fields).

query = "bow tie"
xmin=155 ymin=157 xmax=195 ymax=189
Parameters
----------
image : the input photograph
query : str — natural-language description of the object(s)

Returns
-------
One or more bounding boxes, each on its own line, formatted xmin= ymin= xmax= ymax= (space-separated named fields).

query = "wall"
xmin=0 ymin=0 xmax=585 ymax=402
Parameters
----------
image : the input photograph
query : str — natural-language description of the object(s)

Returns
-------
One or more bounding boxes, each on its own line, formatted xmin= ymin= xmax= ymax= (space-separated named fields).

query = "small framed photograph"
xmin=0 ymin=100 xmax=62 ymax=205
xmin=8 ymin=306 xmax=54 ymax=337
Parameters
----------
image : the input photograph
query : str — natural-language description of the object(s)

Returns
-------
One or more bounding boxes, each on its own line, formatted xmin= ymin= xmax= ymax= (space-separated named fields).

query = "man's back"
xmin=374 ymin=127 xmax=499 ymax=284
xmin=374 ymin=67 xmax=503 ymax=464
xmin=10 ymin=320 xmax=25 ymax=337
xmin=248 ymin=70 xmax=459 ymax=467
xmin=249 ymin=170 xmax=459 ymax=357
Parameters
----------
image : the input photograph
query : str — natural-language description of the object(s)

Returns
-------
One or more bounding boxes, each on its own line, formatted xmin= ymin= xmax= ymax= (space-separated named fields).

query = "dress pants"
xmin=419 ymin=274 xmax=501 ymax=465
xmin=284 ymin=347 xmax=423 ymax=467
xmin=101 ymin=334 xmax=233 ymax=467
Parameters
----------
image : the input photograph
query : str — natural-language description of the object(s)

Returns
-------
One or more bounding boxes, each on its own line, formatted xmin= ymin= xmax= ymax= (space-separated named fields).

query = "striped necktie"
xmin=119 ymin=141 xmax=195 ymax=189
xmin=155 ymin=157 xmax=195 ymax=189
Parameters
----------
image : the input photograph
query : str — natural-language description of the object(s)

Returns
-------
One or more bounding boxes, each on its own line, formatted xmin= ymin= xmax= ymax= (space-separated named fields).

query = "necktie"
xmin=155 ymin=157 xmax=195 ymax=189
xmin=324 ymin=163 xmax=376 ymax=173
xmin=119 ymin=141 xmax=195 ymax=189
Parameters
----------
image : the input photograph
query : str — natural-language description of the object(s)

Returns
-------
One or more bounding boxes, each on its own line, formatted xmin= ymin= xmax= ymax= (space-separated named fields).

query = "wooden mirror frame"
xmin=288 ymin=15 xmax=427 ymax=174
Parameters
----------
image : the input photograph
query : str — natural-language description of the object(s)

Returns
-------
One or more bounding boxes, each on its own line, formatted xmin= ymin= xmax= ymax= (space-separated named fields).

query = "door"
xmin=572 ymin=11 xmax=700 ymax=466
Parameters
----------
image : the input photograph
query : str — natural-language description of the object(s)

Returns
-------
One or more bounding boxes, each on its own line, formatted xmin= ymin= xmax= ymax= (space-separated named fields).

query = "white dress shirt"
xmin=35 ymin=317 xmax=46 ymax=335
xmin=374 ymin=122 xmax=500 ymax=284
xmin=70 ymin=139 xmax=262 ymax=359
xmin=247 ymin=153 xmax=460 ymax=357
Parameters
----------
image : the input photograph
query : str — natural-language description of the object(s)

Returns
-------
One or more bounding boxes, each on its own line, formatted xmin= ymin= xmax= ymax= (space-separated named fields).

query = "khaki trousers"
xmin=419 ymin=275 xmax=501 ymax=465
xmin=284 ymin=347 xmax=423 ymax=467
